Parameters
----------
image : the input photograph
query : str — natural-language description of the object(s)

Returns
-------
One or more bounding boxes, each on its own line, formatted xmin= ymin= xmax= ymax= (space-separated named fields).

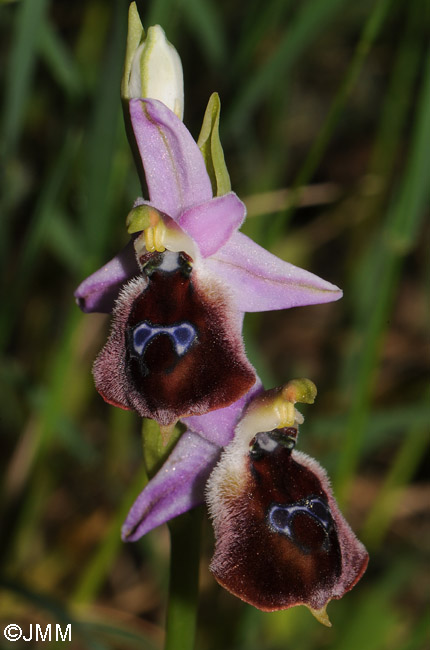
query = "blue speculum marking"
xmin=132 ymin=321 xmax=197 ymax=357
xmin=268 ymin=497 xmax=332 ymax=547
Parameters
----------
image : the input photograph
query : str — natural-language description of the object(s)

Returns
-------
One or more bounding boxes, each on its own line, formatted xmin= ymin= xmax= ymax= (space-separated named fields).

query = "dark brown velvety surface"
xmin=210 ymin=431 xmax=368 ymax=611
xmin=94 ymin=254 xmax=255 ymax=425
xmin=125 ymin=265 xmax=254 ymax=417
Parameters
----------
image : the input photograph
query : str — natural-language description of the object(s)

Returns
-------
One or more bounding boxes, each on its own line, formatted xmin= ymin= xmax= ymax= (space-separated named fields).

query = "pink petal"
xmin=178 ymin=192 xmax=246 ymax=258
xmin=206 ymin=231 xmax=342 ymax=312
xmin=74 ymin=239 xmax=139 ymax=313
xmin=129 ymin=99 xmax=213 ymax=219
xmin=122 ymin=430 xmax=220 ymax=541
xmin=183 ymin=379 xmax=263 ymax=446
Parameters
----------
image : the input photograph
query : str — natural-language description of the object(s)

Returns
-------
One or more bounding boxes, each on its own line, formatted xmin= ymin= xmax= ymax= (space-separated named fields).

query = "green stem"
xmin=164 ymin=507 xmax=203 ymax=650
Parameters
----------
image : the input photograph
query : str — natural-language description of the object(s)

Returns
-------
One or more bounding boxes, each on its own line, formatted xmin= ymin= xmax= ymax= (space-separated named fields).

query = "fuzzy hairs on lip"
xmin=206 ymin=394 xmax=368 ymax=625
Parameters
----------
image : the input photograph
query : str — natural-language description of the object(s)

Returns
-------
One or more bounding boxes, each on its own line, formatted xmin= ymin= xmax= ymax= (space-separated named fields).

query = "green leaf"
xmin=197 ymin=92 xmax=231 ymax=197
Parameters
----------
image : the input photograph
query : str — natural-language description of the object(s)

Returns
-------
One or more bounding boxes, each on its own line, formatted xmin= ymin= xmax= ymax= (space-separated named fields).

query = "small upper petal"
xmin=122 ymin=430 xmax=220 ymax=541
xmin=177 ymin=192 xmax=246 ymax=258
xmin=129 ymin=98 xmax=212 ymax=219
xmin=74 ymin=239 xmax=139 ymax=313
xmin=206 ymin=231 xmax=342 ymax=312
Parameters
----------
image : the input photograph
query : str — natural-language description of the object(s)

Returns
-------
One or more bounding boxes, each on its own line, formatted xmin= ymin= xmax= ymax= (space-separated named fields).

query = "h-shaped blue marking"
xmin=268 ymin=497 xmax=332 ymax=542
xmin=132 ymin=321 xmax=197 ymax=358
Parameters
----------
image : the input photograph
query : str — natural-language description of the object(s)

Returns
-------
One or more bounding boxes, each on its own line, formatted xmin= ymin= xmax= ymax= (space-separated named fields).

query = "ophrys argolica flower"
xmin=122 ymin=378 xmax=368 ymax=625
xmin=206 ymin=380 xmax=368 ymax=625
xmin=75 ymin=98 xmax=342 ymax=427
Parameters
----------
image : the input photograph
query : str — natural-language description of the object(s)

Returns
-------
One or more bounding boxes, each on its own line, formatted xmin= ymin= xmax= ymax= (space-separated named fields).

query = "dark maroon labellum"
xmin=93 ymin=251 xmax=256 ymax=425
xmin=209 ymin=429 xmax=368 ymax=612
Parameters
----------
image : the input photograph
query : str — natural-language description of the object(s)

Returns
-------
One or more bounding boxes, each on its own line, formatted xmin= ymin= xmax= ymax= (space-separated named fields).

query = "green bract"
xmin=198 ymin=93 xmax=231 ymax=197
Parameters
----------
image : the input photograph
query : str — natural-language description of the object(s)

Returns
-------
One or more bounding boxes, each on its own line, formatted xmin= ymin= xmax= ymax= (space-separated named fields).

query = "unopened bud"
xmin=122 ymin=4 xmax=184 ymax=119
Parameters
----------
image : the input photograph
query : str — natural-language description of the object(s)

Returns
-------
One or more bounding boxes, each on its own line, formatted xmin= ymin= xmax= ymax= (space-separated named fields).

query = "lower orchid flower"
xmin=75 ymin=97 xmax=342 ymax=427
xmin=122 ymin=378 xmax=368 ymax=624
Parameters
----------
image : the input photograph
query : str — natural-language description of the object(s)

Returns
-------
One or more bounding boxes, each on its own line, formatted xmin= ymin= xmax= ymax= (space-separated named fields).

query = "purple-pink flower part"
xmin=75 ymin=99 xmax=342 ymax=425
xmin=122 ymin=381 xmax=263 ymax=541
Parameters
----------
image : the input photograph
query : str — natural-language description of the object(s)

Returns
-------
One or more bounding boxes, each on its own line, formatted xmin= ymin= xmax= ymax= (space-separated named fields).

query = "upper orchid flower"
xmin=122 ymin=378 xmax=368 ymax=625
xmin=75 ymin=97 xmax=342 ymax=427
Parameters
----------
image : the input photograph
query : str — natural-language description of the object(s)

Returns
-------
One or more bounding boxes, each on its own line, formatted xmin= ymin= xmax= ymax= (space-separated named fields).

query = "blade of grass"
xmin=74 ymin=416 xmax=180 ymax=604
xmin=399 ymin=612 xmax=430 ymax=650
xmin=81 ymin=0 xmax=127 ymax=260
xmin=0 ymin=132 xmax=81 ymax=350
xmin=142 ymin=0 xmax=227 ymax=68
xmin=0 ymin=0 xmax=49 ymax=261
xmin=1 ymin=0 xmax=48 ymax=158
xmin=265 ymin=0 xmax=394 ymax=245
xmin=0 ymin=460 xmax=52 ymax=567
xmin=334 ymin=47 xmax=430 ymax=500
xmin=38 ymin=18 xmax=83 ymax=99
xmin=224 ymin=0 xmax=348 ymax=136
xmin=231 ymin=0 xmax=294 ymax=80
xmin=179 ymin=0 xmax=227 ymax=68
xmin=45 ymin=208 xmax=87 ymax=275
xmin=1 ymin=0 xmax=136 ymax=599
xmin=340 ymin=0 xmax=424 ymax=328
xmin=2 ymin=0 xmax=130 ymax=550
xmin=369 ymin=0 xmax=424 ymax=178
xmin=361 ymin=419 xmax=430 ymax=549
xmin=74 ymin=0 xmax=110 ymax=90
xmin=330 ymin=559 xmax=415 ymax=650
xmin=72 ymin=465 xmax=148 ymax=604
xmin=309 ymin=401 xmax=430 ymax=453
xmin=0 ymin=305 xmax=83 ymax=505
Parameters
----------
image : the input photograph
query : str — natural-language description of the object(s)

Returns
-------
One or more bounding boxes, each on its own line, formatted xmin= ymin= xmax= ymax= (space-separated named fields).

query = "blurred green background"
xmin=0 ymin=0 xmax=429 ymax=648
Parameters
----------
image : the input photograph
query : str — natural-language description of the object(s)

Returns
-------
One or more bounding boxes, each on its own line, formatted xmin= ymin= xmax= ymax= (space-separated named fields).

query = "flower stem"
xmin=164 ymin=507 xmax=203 ymax=650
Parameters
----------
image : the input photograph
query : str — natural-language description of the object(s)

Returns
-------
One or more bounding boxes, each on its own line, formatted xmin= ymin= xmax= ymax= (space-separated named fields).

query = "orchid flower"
xmin=75 ymin=97 xmax=342 ymax=427
xmin=122 ymin=378 xmax=368 ymax=625
xmin=75 ymin=10 xmax=366 ymax=626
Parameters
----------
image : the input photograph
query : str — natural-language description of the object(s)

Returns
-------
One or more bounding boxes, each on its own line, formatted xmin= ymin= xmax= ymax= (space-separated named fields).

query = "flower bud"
xmin=122 ymin=4 xmax=184 ymax=119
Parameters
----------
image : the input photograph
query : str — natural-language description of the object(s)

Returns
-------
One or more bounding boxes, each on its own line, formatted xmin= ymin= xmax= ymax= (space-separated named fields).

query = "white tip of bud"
xmin=123 ymin=11 xmax=184 ymax=120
